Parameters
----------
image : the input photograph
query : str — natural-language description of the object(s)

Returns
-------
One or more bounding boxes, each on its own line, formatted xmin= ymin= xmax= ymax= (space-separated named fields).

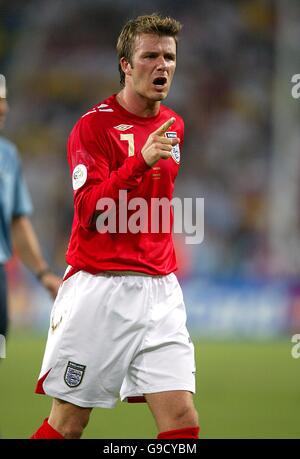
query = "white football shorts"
xmin=35 ymin=269 xmax=196 ymax=408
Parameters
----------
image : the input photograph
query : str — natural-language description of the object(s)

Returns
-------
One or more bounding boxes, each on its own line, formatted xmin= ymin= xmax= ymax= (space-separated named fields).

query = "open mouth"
xmin=152 ymin=77 xmax=167 ymax=86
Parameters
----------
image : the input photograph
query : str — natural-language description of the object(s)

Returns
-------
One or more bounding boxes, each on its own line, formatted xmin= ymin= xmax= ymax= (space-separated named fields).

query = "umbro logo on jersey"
xmin=114 ymin=124 xmax=134 ymax=131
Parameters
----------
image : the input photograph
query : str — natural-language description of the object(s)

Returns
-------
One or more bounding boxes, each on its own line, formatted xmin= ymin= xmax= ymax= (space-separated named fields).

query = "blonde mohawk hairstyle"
xmin=117 ymin=13 xmax=182 ymax=87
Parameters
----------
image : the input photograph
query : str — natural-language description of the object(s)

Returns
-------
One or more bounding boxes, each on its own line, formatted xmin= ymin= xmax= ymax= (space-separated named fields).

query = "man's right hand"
xmin=141 ymin=117 xmax=180 ymax=167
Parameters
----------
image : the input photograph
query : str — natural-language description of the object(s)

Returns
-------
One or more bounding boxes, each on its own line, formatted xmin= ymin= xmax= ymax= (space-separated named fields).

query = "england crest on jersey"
xmin=64 ymin=361 xmax=86 ymax=388
xmin=165 ymin=131 xmax=180 ymax=164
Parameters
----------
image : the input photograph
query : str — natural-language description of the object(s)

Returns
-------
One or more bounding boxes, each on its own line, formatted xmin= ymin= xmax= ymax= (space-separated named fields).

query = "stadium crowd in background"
xmin=0 ymin=0 xmax=276 ymax=283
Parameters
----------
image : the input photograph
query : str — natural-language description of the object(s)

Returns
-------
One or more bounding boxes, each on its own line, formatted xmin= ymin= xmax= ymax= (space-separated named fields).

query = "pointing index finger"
xmin=154 ymin=117 xmax=176 ymax=136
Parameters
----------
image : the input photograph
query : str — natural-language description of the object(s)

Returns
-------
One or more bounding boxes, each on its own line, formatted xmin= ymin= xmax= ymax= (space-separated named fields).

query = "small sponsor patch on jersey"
xmin=114 ymin=124 xmax=134 ymax=131
xmin=72 ymin=164 xmax=87 ymax=190
xmin=64 ymin=361 xmax=86 ymax=388
xmin=165 ymin=131 xmax=180 ymax=164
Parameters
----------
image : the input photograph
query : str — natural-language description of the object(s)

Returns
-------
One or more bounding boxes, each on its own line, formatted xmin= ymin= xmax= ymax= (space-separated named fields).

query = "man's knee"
xmin=145 ymin=391 xmax=199 ymax=431
xmin=60 ymin=419 xmax=87 ymax=439
xmin=172 ymin=403 xmax=198 ymax=426
xmin=49 ymin=398 xmax=92 ymax=439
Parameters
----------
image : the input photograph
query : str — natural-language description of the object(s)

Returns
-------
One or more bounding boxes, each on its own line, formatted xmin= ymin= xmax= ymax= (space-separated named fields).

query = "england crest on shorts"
xmin=64 ymin=361 xmax=86 ymax=388
xmin=165 ymin=131 xmax=180 ymax=164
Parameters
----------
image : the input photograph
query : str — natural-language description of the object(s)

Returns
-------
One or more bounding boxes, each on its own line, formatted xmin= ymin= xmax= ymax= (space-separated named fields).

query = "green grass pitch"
xmin=0 ymin=333 xmax=299 ymax=438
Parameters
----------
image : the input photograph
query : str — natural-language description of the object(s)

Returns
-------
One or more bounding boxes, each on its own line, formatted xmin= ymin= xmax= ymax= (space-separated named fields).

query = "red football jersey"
xmin=65 ymin=94 xmax=184 ymax=276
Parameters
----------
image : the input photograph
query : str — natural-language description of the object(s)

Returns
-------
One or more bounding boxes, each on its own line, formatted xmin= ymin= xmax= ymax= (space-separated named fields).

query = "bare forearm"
xmin=11 ymin=216 xmax=49 ymax=275
xmin=11 ymin=216 xmax=62 ymax=299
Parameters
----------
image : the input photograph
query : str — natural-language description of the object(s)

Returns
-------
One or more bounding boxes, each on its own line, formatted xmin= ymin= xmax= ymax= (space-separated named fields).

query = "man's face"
xmin=0 ymin=99 xmax=8 ymax=130
xmin=124 ymin=33 xmax=177 ymax=101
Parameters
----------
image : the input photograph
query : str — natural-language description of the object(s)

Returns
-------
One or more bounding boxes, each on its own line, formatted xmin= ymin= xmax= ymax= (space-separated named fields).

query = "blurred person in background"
xmin=31 ymin=14 xmax=199 ymax=440
xmin=0 ymin=74 xmax=61 ymax=339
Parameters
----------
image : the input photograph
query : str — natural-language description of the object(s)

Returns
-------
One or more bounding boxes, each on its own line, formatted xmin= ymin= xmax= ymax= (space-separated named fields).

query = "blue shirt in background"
xmin=0 ymin=136 xmax=33 ymax=263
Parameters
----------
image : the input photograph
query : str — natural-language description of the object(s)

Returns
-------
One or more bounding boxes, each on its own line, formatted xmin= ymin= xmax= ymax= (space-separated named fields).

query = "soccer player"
xmin=0 ymin=74 xmax=61 ymax=339
xmin=31 ymin=14 xmax=199 ymax=440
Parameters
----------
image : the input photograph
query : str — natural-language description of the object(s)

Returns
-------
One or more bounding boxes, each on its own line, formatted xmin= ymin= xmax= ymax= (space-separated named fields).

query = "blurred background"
xmin=0 ymin=0 xmax=300 ymax=439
